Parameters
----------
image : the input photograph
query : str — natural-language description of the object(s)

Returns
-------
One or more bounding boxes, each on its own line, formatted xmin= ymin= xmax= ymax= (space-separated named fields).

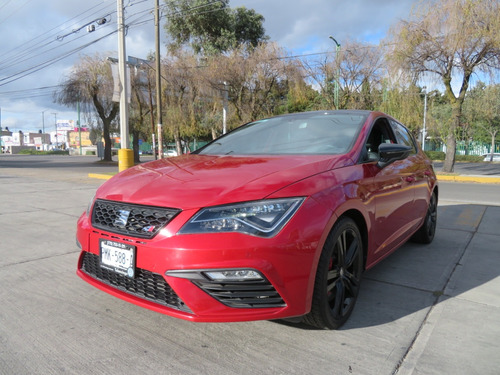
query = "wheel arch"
xmin=432 ymin=184 xmax=439 ymax=202
xmin=339 ymin=209 xmax=369 ymax=269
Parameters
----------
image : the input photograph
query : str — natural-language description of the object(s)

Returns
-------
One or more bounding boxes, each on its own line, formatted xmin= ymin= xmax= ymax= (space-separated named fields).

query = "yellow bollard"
xmin=118 ymin=148 xmax=134 ymax=172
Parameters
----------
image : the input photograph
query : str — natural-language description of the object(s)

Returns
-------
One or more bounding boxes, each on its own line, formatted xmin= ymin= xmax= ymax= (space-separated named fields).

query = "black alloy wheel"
xmin=412 ymin=192 xmax=437 ymax=244
xmin=304 ymin=217 xmax=364 ymax=329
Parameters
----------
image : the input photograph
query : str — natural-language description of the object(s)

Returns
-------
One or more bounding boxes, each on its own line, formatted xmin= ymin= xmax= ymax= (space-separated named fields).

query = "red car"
xmin=77 ymin=110 xmax=438 ymax=329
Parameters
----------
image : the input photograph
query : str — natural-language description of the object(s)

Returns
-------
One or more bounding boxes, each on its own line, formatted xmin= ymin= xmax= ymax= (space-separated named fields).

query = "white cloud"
xmin=0 ymin=0 xmax=418 ymax=132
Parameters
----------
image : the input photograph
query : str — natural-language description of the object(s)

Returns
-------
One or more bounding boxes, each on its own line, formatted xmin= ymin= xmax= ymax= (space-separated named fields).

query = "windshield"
xmin=196 ymin=112 xmax=367 ymax=156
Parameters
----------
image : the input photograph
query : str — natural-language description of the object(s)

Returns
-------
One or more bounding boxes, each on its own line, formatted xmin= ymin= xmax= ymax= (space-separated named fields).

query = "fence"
xmin=424 ymin=139 xmax=500 ymax=156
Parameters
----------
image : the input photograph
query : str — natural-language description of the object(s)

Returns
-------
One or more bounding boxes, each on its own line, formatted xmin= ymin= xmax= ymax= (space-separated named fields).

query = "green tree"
xmin=464 ymin=82 xmax=500 ymax=159
xmin=164 ymin=0 xmax=268 ymax=55
xmin=55 ymin=54 xmax=118 ymax=161
xmin=388 ymin=0 xmax=500 ymax=172
xmin=378 ymin=84 xmax=424 ymax=135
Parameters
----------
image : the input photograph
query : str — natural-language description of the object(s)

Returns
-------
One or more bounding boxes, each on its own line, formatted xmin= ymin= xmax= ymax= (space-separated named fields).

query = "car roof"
xmin=267 ymin=110 xmax=373 ymax=119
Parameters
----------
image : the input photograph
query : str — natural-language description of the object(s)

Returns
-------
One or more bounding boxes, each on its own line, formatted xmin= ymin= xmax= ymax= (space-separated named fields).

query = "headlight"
xmin=178 ymin=197 xmax=305 ymax=237
xmin=86 ymin=194 xmax=96 ymax=217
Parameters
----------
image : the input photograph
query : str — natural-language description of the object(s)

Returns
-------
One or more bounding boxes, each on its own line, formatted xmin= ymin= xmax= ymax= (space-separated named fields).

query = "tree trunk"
xmin=490 ymin=130 xmax=498 ymax=162
xmin=132 ymin=129 xmax=140 ymax=164
xmin=443 ymin=133 xmax=456 ymax=173
xmin=442 ymin=104 xmax=461 ymax=173
xmin=174 ymin=130 xmax=182 ymax=155
xmin=102 ymin=119 xmax=113 ymax=162
xmin=92 ymin=97 xmax=118 ymax=162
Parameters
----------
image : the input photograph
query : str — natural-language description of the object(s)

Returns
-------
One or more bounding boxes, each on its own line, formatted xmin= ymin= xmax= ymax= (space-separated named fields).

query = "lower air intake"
xmin=80 ymin=251 xmax=191 ymax=313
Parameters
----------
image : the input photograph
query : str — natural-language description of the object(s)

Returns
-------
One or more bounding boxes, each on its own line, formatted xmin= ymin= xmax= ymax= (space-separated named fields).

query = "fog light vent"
xmin=195 ymin=279 xmax=286 ymax=308
xmin=166 ymin=269 xmax=285 ymax=309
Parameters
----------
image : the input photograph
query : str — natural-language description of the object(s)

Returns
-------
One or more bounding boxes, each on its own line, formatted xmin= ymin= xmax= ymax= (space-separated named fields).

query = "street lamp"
xmin=329 ymin=36 xmax=341 ymax=110
xmin=41 ymin=111 xmax=45 ymax=133
xmin=422 ymin=86 xmax=427 ymax=152
xmin=52 ymin=112 xmax=57 ymax=148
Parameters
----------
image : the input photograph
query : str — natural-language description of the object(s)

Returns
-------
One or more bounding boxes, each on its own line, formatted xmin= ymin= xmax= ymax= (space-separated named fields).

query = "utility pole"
xmin=155 ymin=0 xmax=163 ymax=159
xmin=117 ymin=0 xmax=133 ymax=171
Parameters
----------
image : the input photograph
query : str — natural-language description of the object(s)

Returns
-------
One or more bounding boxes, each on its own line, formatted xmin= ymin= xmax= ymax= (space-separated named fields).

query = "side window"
xmin=362 ymin=118 xmax=397 ymax=162
xmin=389 ymin=120 xmax=417 ymax=154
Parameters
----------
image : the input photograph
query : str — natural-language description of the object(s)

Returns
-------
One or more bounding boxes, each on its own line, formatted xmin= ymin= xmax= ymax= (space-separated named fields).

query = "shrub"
xmin=424 ymin=151 xmax=445 ymax=160
xmin=18 ymin=149 xmax=69 ymax=155
xmin=455 ymin=155 xmax=484 ymax=162
xmin=424 ymin=151 xmax=484 ymax=162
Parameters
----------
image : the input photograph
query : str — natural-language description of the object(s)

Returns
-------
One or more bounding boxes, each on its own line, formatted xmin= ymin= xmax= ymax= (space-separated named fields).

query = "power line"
xmin=0 ymin=2 xmax=115 ymax=70
xmin=0 ymin=85 xmax=61 ymax=100
xmin=0 ymin=0 xmax=33 ymax=25
xmin=0 ymin=0 xmax=228 ymax=90
xmin=0 ymin=30 xmax=118 ymax=87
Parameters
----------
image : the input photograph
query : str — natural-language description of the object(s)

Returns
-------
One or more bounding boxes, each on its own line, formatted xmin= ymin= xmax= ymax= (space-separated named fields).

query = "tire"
xmin=411 ymin=192 xmax=437 ymax=244
xmin=304 ymin=217 xmax=364 ymax=329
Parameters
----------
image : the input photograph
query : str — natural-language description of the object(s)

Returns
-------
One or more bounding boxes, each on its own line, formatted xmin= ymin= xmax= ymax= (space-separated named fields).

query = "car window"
xmin=361 ymin=118 xmax=396 ymax=162
xmin=196 ymin=112 xmax=368 ymax=155
xmin=389 ymin=120 xmax=417 ymax=154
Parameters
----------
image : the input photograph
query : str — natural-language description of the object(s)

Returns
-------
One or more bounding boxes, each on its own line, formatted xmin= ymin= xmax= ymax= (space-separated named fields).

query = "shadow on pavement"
xmin=276 ymin=203 xmax=499 ymax=331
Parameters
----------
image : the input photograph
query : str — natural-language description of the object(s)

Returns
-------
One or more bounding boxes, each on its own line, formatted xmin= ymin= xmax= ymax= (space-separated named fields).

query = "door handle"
xmin=405 ymin=176 xmax=415 ymax=183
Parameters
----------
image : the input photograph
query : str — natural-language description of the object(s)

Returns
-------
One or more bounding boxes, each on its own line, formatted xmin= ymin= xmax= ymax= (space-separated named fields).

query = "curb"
xmin=88 ymin=173 xmax=113 ymax=180
xmin=437 ymin=174 xmax=500 ymax=184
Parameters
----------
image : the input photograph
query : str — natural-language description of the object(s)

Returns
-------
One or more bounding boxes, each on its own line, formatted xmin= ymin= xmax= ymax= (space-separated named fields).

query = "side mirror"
xmin=377 ymin=143 xmax=412 ymax=168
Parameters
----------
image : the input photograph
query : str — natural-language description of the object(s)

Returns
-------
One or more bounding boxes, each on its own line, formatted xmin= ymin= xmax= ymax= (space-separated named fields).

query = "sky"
xmin=0 ymin=0 xmax=419 ymax=134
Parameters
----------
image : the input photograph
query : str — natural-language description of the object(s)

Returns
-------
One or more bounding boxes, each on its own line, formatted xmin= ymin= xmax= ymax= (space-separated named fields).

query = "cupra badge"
xmin=115 ymin=209 xmax=131 ymax=227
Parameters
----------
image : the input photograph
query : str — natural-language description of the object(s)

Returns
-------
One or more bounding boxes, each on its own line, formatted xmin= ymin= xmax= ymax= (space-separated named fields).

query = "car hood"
xmin=96 ymin=154 xmax=352 ymax=209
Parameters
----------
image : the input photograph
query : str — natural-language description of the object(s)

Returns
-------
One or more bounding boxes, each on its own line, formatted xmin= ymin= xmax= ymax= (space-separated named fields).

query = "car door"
xmin=361 ymin=117 xmax=416 ymax=261
xmin=389 ymin=119 xmax=432 ymax=223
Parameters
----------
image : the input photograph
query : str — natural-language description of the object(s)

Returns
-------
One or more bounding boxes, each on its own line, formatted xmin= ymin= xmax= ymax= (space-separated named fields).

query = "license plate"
xmin=100 ymin=239 xmax=136 ymax=278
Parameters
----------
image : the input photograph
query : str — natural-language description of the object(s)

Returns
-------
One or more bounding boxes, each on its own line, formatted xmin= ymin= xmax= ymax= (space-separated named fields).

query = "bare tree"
xmin=302 ymin=40 xmax=384 ymax=110
xmin=129 ymin=65 xmax=154 ymax=163
xmin=56 ymin=54 xmax=118 ymax=161
xmin=206 ymin=43 xmax=300 ymax=124
xmin=162 ymin=51 xmax=217 ymax=154
xmin=388 ymin=0 xmax=500 ymax=172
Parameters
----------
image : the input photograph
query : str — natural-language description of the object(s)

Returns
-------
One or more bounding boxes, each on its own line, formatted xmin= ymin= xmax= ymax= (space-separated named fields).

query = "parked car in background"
xmin=76 ymin=110 xmax=438 ymax=329
xmin=164 ymin=149 xmax=178 ymax=157
xmin=483 ymin=153 xmax=500 ymax=162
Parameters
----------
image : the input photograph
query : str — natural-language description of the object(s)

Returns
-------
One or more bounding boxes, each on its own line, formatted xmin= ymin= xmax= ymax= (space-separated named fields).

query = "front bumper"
xmin=76 ymin=197 xmax=331 ymax=323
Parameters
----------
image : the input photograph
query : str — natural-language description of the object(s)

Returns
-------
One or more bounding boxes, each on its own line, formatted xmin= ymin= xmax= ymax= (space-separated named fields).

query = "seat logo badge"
xmin=115 ymin=209 xmax=131 ymax=227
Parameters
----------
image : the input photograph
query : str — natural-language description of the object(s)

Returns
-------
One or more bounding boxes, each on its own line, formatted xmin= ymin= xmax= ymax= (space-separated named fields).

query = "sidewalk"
xmin=433 ymin=161 xmax=500 ymax=183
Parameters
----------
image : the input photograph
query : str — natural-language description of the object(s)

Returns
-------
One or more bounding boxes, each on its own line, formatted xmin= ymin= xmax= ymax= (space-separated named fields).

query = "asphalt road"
xmin=433 ymin=161 xmax=500 ymax=176
xmin=1 ymin=155 xmax=500 ymax=375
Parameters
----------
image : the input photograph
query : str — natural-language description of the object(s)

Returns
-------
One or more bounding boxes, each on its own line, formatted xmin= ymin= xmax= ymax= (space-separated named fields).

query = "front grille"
xmin=194 ymin=280 xmax=286 ymax=308
xmin=80 ymin=252 xmax=191 ymax=313
xmin=91 ymin=199 xmax=180 ymax=239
